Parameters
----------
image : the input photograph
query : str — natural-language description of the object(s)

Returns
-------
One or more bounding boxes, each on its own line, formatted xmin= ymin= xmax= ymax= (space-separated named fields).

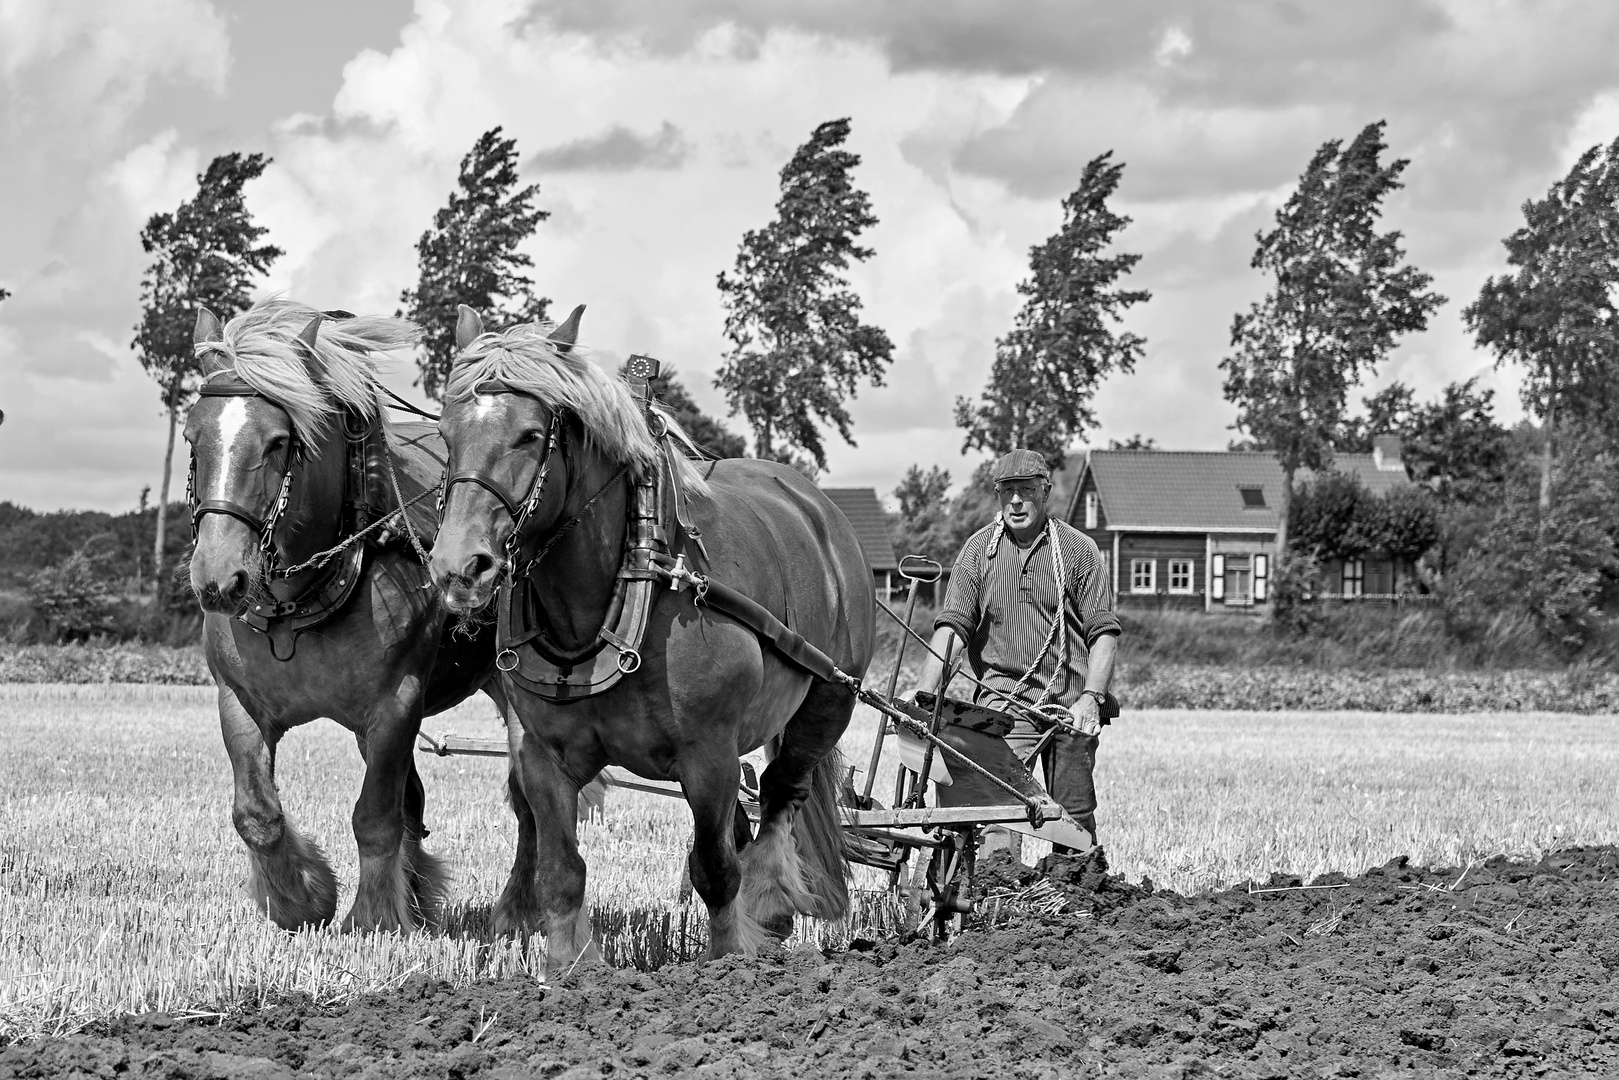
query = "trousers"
xmin=1003 ymin=723 xmax=1100 ymax=848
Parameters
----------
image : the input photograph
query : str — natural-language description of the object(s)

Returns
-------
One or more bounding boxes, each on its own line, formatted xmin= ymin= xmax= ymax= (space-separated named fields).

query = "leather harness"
xmin=463 ymin=366 xmax=709 ymax=703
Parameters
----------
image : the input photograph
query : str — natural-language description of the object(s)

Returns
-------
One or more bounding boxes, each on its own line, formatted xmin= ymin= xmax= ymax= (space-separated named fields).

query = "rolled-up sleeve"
xmin=935 ymin=530 xmax=988 ymax=643
xmin=1069 ymin=534 xmax=1121 ymax=648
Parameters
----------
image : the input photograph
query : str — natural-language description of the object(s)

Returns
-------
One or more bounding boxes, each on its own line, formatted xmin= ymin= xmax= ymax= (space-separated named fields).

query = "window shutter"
xmin=1211 ymin=554 xmax=1225 ymax=600
xmin=1254 ymin=553 xmax=1268 ymax=602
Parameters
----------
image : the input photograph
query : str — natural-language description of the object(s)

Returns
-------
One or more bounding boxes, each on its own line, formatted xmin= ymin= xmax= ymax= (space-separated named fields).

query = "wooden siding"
xmin=1118 ymin=533 xmax=1206 ymax=602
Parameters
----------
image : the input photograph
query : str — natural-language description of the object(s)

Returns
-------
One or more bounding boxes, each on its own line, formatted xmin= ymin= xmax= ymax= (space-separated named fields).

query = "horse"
xmin=426 ymin=306 xmax=875 ymax=975
xmin=186 ymin=298 xmax=518 ymax=933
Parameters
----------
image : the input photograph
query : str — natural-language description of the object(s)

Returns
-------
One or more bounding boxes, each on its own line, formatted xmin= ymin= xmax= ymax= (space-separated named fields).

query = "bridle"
xmin=187 ymin=371 xmax=302 ymax=575
xmin=439 ymin=382 xmax=565 ymax=584
xmin=439 ymin=382 xmax=629 ymax=585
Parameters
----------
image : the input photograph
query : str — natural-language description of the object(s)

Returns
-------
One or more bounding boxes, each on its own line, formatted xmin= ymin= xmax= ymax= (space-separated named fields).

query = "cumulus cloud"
xmin=6 ymin=0 xmax=1619 ymax=512
xmin=526 ymin=121 xmax=691 ymax=172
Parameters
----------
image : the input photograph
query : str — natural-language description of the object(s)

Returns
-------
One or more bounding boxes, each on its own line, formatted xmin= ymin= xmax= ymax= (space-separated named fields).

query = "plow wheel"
xmin=910 ymin=828 xmax=976 ymax=939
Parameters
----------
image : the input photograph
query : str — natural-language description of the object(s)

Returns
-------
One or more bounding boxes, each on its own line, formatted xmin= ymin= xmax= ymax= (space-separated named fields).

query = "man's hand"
xmin=1067 ymin=693 xmax=1103 ymax=738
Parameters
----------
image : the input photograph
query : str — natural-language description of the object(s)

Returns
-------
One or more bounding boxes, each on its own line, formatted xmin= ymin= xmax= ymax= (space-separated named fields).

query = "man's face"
xmin=996 ymin=478 xmax=1050 ymax=534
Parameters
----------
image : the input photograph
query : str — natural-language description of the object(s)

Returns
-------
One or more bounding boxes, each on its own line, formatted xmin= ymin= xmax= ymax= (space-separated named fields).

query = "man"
xmin=915 ymin=448 xmax=1120 ymax=848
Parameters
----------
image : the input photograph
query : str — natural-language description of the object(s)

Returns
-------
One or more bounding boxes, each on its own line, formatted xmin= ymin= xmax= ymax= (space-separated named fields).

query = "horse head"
xmin=185 ymin=299 xmax=412 ymax=615
xmin=430 ymin=304 xmax=587 ymax=615
xmin=185 ymin=308 xmax=327 ymax=614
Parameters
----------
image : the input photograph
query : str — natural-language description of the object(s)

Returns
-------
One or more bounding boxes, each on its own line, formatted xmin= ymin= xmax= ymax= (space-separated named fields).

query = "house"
xmin=821 ymin=488 xmax=901 ymax=597
xmin=1061 ymin=436 xmax=1412 ymax=612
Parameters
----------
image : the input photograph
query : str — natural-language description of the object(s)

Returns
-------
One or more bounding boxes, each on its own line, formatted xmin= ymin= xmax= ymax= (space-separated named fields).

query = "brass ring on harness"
xmin=496 ymin=648 xmax=519 ymax=673
xmin=646 ymin=411 xmax=668 ymax=438
xmin=616 ymin=648 xmax=642 ymax=675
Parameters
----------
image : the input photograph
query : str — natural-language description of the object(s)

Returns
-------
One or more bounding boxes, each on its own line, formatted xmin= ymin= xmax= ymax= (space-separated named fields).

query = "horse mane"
xmin=447 ymin=322 xmax=711 ymax=496
xmin=194 ymin=298 xmax=420 ymax=445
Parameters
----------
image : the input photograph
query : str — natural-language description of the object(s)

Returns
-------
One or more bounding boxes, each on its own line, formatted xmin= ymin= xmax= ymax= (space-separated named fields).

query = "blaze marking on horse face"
xmin=213 ymin=398 xmax=253 ymax=500
xmin=473 ymin=395 xmax=501 ymax=422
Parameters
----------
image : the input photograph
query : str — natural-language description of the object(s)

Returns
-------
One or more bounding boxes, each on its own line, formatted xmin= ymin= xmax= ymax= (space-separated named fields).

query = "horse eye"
xmin=517 ymin=429 xmax=543 ymax=447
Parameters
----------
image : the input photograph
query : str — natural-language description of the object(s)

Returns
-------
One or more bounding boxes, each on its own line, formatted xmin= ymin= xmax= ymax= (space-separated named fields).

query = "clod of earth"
xmin=3 ymin=846 xmax=1616 ymax=1079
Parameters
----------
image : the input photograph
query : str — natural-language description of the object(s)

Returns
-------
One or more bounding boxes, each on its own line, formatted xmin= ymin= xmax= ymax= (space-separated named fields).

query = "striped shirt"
xmin=935 ymin=517 xmax=1120 ymax=711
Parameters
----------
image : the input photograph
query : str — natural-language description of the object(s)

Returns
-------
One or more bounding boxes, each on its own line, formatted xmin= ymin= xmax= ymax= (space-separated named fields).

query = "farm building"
xmin=1059 ymin=436 xmax=1414 ymax=612
xmin=821 ymin=487 xmax=901 ymax=597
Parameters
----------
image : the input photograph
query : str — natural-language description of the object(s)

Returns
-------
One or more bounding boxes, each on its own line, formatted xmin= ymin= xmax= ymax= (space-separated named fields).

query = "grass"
xmin=3 ymin=683 xmax=1618 ymax=1041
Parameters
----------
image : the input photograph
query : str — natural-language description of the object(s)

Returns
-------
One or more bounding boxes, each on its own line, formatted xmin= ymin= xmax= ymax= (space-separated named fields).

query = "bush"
xmin=27 ymin=551 xmax=116 ymax=642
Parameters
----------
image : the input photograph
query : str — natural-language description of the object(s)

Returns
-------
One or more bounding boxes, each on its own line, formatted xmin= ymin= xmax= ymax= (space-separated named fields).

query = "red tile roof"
xmin=1066 ymin=450 xmax=1411 ymax=532
xmin=822 ymin=488 xmax=900 ymax=572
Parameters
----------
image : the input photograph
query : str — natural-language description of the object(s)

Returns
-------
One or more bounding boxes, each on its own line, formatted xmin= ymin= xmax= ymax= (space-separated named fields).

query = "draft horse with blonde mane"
xmin=429 ymin=306 xmax=875 ymax=974
xmin=186 ymin=299 xmax=517 ymax=932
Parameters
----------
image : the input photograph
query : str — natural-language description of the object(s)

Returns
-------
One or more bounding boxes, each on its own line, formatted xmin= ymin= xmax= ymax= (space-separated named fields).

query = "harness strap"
xmin=654 ymin=556 xmax=840 ymax=683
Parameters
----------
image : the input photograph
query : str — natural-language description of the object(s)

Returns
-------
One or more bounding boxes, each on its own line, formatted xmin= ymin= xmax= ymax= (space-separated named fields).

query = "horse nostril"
xmin=225 ymin=570 xmax=249 ymax=601
xmin=467 ymin=552 xmax=495 ymax=580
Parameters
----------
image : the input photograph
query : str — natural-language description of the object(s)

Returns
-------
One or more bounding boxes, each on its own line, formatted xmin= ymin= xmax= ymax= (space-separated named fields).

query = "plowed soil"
xmin=4 ymin=847 xmax=1616 ymax=1079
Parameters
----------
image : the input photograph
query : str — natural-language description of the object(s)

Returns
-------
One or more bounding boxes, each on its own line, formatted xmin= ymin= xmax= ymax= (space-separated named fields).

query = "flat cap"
xmin=991 ymin=448 xmax=1050 ymax=484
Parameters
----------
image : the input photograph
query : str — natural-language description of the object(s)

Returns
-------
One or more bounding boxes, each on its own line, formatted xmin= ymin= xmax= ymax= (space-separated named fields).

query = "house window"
xmin=1084 ymin=490 xmax=1099 ymax=530
xmin=1130 ymin=559 xmax=1156 ymax=594
xmin=1342 ymin=558 xmax=1364 ymax=598
xmin=1238 ymin=486 xmax=1267 ymax=508
xmin=1210 ymin=554 xmax=1225 ymax=600
xmin=1167 ymin=559 xmax=1193 ymax=594
xmin=1254 ymin=554 xmax=1269 ymax=602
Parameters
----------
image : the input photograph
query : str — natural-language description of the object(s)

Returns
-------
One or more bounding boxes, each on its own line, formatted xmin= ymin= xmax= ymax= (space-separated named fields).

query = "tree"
xmin=888 ymin=465 xmax=958 ymax=565
xmin=401 ymin=127 xmax=550 ymax=401
xmin=1221 ymin=121 xmax=1445 ymax=568
xmin=1378 ymin=485 xmax=1440 ymax=566
xmin=133 ymin=152 xmax=282 ymax=591
xmin=715 ymin=118 xmax=894 ymax=470
xmin=622 ymin=362 xmax=746 ymax=459
xmin=1107 ymin=434 xmax=1159 ymax=450
xmin=1403 ymin=378 xmax=1511 ymax=502
xmin=1464 ymin=137 xmax=1619 ymax=515
xmin=957 ymin=153 xmax=1149 ymax=468
xmin=1290 ymin=472 xmax=1379 ymax=561
xmin=1336 ymin=382 xmax=1417 ymax=452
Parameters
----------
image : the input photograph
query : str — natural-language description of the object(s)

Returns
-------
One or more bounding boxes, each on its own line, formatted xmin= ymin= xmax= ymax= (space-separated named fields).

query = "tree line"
xmin=8 ymin=116 xmax=1619 ymax=655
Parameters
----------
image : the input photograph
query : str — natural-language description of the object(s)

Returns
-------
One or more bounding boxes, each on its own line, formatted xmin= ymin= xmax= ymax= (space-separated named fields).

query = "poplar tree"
xmin=133 ymin=152 xmax=282 ymax=588
xmin=401 ymin=127 xmax=550 ymax=401
xmin=956 ymin=152 xmax=1149 ymax=467
xmin=1221 ymin=121 xmax=1444 ymax=564
xmin=715 ymin=118 xmax=893 ymax=470
xmin=1464 ymin=137 xmax=1619 ymax=515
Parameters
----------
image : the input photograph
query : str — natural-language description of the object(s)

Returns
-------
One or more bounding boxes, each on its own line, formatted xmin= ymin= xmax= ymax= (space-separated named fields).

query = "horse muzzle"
xmin=195 ymin=569 xmax=253 ymax=615
xmin=434 ymin=554 xmax=501 ymax=615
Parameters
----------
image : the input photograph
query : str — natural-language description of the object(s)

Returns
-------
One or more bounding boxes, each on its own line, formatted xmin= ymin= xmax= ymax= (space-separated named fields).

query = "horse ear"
xmin=296 ymin=314 xmax=326 ymax=380
xmin=455 ymin=305 xmax=485 ymax=352
xmin=547 ymin=304 xmax=585 ymax=353
xmin=193 ymin=308 xmax=230 ymax=373
xmin=194 ymin=308 xmax=223 ymax=345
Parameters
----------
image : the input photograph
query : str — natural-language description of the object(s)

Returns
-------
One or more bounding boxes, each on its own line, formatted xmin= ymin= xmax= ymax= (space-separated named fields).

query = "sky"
xmin=3 ymin=0 xmax=1619 ymax=514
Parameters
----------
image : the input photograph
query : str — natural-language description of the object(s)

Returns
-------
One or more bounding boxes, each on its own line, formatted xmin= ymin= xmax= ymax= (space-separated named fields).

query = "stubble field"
xmin=2 ymin=682 xmax=1615 ymax=1052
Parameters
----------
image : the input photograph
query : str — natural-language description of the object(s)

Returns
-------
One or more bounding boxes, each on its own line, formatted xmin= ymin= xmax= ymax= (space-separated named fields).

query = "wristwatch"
xmin=1077 ymin=689 xmax=1107 ymax=707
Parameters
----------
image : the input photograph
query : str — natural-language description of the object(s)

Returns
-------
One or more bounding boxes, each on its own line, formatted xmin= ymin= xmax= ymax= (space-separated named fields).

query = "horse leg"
xmin=493 ymin=717 xmax=543 ymax=938
xmin=513 ymin=740 xmax=601 ymax=979
xmin=743 ymin=684 xmax=855 ymax=937
xmin=344 ymin=679 xmax=443 ymax=932
xmin=683 ymin=752 xmax=771 ymax=958
xmin=219 ymin=686 xmax=337 ymax=929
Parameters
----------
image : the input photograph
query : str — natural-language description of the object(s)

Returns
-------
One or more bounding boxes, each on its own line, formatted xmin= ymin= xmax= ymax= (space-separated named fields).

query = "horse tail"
xmin=794 ymin=745 xmax=851 ymax=920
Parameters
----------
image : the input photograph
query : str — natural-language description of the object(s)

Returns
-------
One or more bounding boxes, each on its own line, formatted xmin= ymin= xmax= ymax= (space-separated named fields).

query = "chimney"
xmin=1372 ymin=434 xmax=1404 ymax=472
